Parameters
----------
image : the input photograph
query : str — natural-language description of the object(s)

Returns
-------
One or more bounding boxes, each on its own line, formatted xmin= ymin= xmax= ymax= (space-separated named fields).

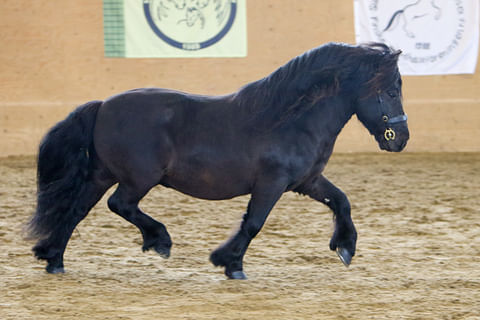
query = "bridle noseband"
xmin=377 ymin=92 xmax=407 ymax=141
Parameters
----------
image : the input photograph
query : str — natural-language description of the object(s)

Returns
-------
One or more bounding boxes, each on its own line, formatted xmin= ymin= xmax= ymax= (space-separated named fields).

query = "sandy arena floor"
xmin=0 ymin=153 xmax=479 ymax=319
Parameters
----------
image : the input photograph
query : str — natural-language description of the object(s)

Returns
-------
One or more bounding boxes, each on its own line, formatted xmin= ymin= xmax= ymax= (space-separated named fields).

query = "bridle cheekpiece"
xmin=377 ymin=91 xmax=407 ymax=141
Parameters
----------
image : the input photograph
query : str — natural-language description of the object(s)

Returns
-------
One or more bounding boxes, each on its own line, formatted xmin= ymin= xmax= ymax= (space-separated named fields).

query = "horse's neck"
xmin=301 ymin=96 xmax=355 ymax=144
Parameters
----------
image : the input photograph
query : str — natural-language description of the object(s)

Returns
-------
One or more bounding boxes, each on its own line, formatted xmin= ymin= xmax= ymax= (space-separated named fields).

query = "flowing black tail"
xmin=27 ymin=100 xmax=102 ymax=242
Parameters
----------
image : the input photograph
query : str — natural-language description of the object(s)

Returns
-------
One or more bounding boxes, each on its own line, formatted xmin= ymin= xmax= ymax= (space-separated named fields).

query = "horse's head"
xmin=354 ymin=45 xmax=409 ymax=152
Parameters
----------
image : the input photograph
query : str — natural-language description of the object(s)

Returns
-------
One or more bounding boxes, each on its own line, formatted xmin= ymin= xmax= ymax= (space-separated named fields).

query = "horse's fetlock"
xmin=210 ymin=249 xmax=227 ymax=267
xmin=210 ymin=244 xmax=239 ymax=267
xmin=33 ymin=242 xmax=57 ymax=260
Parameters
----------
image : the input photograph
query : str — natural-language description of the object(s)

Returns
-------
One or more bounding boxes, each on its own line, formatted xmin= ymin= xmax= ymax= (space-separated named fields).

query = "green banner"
xmin=103 ymin=0 xmax=125 ymax=57
xmin=103 ymin=0 xmax=247 ymax=58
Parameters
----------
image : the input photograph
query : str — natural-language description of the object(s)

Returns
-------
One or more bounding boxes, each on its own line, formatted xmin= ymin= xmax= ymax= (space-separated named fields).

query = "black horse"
xmin=27 ymin=42 xmax=409 ymax=279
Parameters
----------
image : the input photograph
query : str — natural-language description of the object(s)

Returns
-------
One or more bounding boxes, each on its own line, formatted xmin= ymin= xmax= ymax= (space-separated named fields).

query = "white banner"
xmin=104 ymin=0 xmax=247 ymax=58
xmin=354 ymin=0 xmax=479 ymax=75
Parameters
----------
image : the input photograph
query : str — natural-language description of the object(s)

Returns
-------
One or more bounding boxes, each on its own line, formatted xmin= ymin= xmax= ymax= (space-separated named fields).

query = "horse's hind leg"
xmin=107 ymin=184 xmax=172 ymax=258
xmin=33 ymin=178 xmax=112 ymax=273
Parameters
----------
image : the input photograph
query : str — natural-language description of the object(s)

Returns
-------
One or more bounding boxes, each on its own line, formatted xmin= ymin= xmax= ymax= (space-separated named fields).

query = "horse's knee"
xmin=327 ymin=191 xmax=350 ymax=217
xmin=242 ymin=220 xmax=263 ymax=239
xmin=337 ymin=199 xmax=351 ymax=217
xmin=239 ymin=211 xmax=265 ymax=239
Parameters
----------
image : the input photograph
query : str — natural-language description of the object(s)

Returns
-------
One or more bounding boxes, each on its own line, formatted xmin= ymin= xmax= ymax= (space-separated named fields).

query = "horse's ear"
xmin=391 ymin=49 xmax=402 ymax=61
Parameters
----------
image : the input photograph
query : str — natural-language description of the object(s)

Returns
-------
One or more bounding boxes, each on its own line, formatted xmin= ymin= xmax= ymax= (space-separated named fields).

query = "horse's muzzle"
xmin=377 ymin=126 xmax=409 ymax=152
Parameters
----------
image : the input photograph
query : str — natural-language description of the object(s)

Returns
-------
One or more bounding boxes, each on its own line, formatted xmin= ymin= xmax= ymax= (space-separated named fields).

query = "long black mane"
xmin=236 ymin=42 xmax=401 ymax=126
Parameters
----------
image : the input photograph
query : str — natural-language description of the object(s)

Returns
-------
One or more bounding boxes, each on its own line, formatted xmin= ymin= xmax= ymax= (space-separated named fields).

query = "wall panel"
xmin=1 ymin=0 xmax=479 ymax=155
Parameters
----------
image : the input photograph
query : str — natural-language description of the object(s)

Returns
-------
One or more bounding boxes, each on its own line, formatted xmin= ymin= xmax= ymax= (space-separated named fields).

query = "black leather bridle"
xmin=377 ymin=92 xmax=408 ymax=141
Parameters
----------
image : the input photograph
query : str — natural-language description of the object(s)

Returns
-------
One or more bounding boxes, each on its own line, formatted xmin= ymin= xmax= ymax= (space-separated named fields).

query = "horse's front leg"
xmin=210 ymin=179 xmax=286 ymax=279
xmin=296 ymin=174 xmax=357 ymax=266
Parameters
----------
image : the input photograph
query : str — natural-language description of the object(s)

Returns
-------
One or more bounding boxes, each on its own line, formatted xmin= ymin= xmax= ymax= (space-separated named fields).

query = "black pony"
xmin=27 ymin=42 xmax=409 ymax=279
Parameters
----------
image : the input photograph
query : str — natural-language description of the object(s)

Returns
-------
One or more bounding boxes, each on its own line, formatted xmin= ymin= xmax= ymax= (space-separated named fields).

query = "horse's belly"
xmin=160 ymin=165 xmax=252 ymax=200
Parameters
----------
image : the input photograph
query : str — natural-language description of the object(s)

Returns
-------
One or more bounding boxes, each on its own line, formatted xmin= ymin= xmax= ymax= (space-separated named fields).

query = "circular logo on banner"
xmin=367 ymin=0 xmax=466 ymax=65
xmin=143 ymin=0 xmax=237 ymax=51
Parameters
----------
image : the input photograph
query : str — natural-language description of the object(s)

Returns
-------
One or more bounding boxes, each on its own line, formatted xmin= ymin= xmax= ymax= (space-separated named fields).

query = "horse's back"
xmin=95 ymin=88 xmax=181 ymax=146
xmin=97 ymin=87 xmax=235 ymax=128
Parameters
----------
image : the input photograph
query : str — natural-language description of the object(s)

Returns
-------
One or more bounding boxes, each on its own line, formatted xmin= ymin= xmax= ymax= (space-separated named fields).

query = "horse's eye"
xmin=387 ymin=90 xmax=397 ymax=98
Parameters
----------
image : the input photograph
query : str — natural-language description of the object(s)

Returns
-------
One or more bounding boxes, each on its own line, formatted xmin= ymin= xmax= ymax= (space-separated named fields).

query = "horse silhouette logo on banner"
xmin=354 ymin=0 xmax=479 ymax=75
xmin=382 ymin=0 xmax=442 ymax=39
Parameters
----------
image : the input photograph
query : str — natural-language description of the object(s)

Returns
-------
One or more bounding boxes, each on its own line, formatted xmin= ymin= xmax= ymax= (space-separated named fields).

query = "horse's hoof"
xmin=154 ymin=245 xmax=171 ymax=259
xmin=143 ymin=239 xmax=171 ymax=259
xmin=46 ymin=265 xmax=65 ymax=274
xmin=336 ymin=247 xmax=352 ymax=267
xmin=226 ymin=270 xmax=248 ymax=280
